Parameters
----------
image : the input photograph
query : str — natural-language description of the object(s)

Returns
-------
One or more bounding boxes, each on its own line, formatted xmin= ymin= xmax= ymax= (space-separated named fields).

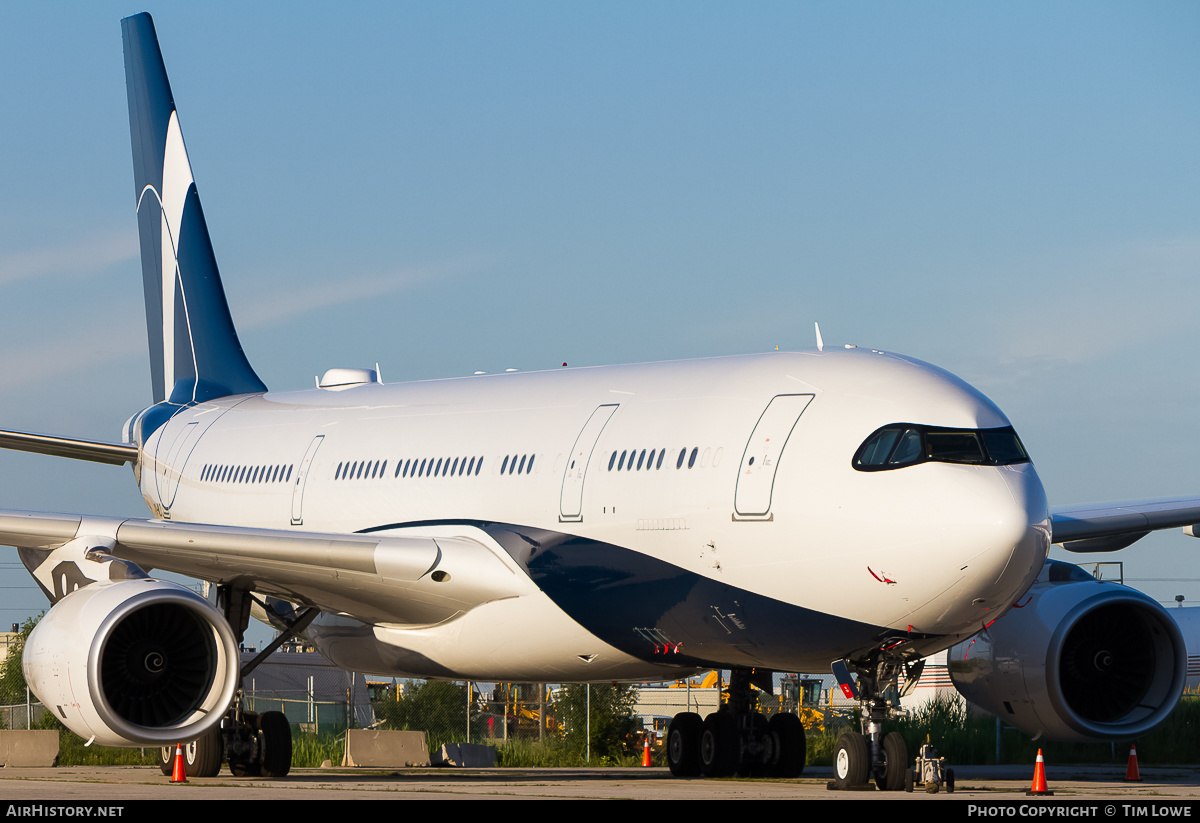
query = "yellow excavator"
xmin=669 ymin=671 xmax=827 ymax=732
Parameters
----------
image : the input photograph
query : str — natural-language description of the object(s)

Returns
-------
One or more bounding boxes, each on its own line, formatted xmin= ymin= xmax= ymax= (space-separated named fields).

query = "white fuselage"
xmin=132 ymin=348 xmax=1050 ymax=681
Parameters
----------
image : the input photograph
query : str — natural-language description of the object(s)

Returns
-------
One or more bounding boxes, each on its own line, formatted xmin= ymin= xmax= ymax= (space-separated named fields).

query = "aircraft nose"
xmin=882 ymin=461 xmax=1050 ymax=637
xmin=946 ymin=464 xmax=1051 ymax=625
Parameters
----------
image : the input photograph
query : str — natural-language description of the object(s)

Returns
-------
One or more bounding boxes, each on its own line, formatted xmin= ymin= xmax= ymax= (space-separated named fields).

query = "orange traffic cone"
xmin=1026 ymin=748 xmax=1053 ymax=796
xmin=642 ymin=733 xmax=652 ymax=767
xmin=170 ymin=743 xmax=187 ymax=783
xmin=1125 ymin=744 xmax=1142 ymax=782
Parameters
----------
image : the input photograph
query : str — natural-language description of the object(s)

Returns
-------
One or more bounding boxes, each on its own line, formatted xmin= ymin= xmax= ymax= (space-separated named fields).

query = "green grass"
xmin=291 ymin=729 xmax=345 ymax=767
xmin=36 ymin=694 xmax=1200 ymax=769
xmin=493 ymin=737 xmax=644 ymax=767
xmin=831 ymin=694 xmax=1200 ymax=768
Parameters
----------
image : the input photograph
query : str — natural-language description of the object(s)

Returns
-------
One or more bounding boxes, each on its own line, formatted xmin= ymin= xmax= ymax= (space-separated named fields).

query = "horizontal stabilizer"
xmin=0 ymin=429 xmax=138 ymax=466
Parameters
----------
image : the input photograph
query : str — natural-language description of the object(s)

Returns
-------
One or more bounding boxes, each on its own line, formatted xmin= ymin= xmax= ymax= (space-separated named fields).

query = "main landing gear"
xmin=829 ymin=654 xmax=924 ymax=791
xmin=666 ymin=668 xmax=806 ymax=778
xmin=157 ymin=708 xmax=292 ymax=778
xmin=161 ymin=587 xmax=317 ymax=779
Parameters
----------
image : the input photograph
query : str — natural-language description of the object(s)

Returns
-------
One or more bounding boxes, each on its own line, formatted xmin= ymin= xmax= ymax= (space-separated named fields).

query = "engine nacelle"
xmin=948 ymin=560 xmax=1186 ymax=742
xmin=23 ymin=579 xmax=239 ymax=747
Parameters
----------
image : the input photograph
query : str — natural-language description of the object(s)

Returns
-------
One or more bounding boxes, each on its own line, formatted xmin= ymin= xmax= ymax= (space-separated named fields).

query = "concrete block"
xmin=343 ymin=729 xmax=429 ymax=767
xmin=433 ymin=742 xmax=496 ymax=767
xmin=0 ymin=731 xmax=59 ymax=767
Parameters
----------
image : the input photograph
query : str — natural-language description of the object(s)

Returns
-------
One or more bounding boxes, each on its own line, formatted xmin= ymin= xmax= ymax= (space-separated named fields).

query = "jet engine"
xmin=23 ymin=579 xmax=239 ymax=747
xmin=948 ymin=560 xmax=1186 ymax=742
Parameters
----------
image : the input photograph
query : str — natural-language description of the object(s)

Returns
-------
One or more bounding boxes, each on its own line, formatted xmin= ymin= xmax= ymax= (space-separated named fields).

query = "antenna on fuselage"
xmin=815 ymin=322 xmax=825 ymax=352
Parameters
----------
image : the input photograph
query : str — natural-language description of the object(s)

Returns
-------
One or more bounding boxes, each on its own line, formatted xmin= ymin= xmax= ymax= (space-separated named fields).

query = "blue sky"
xmin=1 ymin=2 xmax=1199 ymax=646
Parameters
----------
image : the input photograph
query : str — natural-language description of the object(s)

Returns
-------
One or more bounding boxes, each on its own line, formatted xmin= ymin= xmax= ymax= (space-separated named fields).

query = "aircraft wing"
xmin=1051 ymin=497 xmax=1200 ymax=552
xmin=0 ymin=510 xmax=527 ymax=625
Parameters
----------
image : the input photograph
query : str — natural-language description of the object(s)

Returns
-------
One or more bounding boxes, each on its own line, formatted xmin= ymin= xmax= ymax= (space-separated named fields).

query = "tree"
xmin=372 ymin=679 xmax=480 ymax=752
xmin=0 ymin=616 xmax=41 ymax=726
xmin=556 ymin=683 xmax=640 ymax=763
xmin=0 ymin=617 xmax=39 ymax=701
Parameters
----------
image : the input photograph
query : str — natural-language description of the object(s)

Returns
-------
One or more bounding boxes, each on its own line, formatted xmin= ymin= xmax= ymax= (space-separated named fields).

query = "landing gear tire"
xmin=833 ymin=731 xmax=868 ymax=789
xmin=666 ymin=712 xmax=703 ymax=777
xmin=877 ymin=731 xmax=906 ymax=791
xmin=161 ymin=726 xmax=222 ymax=778
xmin=158 ymin=746 xmax=175 ymax=776
xmin=768 ymin=713 xmax=806 ymax=778
xmin=229 ymin=759 xmax=261 ymax=777
xmin=946 ymin=767 xmax=955 ymax=793
xmin=259 ymin=711 xmax=292 ymax=778
xmin=699 ymin=712 xmax=737 ymax=777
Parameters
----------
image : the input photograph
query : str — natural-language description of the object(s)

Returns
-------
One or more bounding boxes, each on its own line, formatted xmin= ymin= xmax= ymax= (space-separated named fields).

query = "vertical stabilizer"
xmin=122 ymin=13 xmax=266 ymax=404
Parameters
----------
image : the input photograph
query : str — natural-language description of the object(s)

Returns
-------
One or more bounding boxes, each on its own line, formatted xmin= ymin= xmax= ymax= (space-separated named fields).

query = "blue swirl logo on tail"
xmin=122 ymin=13 xmax=266 ymax=405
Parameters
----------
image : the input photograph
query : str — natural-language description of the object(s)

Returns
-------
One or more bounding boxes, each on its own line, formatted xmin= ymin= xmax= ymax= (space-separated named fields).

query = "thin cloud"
xmin=232 ymin=254 xmax=494 ymax=330
xmin=1 ymin=325 xmax=145 ymax=389
xmin=0 ymin=230 xmax=138 ymax=287
xmin=0 ymin=253 xmax=494 ymax=389
xmin=991 ymin=236 xmax=1200 ymax=367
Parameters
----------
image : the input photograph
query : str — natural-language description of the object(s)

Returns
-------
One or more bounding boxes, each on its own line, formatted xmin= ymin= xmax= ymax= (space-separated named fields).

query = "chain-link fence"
xmin=368 ymin=674 xmax=847 ymax=761
xmin=1 ymin=689 xmax=50 ymax=731
xmin=240 ymin=652 xmax=374 ymax=732
xmin=370 ymin=681 xmax=644 ymax=762
xmin=3 ymin=617 xmax=842 ymax=766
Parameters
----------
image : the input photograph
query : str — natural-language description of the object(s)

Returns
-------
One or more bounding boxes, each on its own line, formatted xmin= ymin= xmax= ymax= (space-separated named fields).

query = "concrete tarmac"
xmin=2 ymin=764 xmax=1200 ymax=801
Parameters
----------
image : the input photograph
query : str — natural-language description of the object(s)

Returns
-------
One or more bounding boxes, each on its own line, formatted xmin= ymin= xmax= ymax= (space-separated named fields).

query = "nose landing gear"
xmin=829 ymin=653 xmax=924 ymax=791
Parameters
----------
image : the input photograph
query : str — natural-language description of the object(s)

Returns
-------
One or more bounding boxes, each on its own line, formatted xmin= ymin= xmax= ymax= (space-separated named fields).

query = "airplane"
xmin=2 ymin=11 xmax=1198 ymax=787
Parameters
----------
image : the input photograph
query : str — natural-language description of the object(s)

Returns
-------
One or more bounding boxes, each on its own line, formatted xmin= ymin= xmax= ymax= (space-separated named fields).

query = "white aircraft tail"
xmin=122 ymin=13 xmax=266 ymax=404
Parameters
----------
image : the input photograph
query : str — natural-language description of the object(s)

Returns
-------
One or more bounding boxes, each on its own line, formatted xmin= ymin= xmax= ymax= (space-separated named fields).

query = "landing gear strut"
xmin=830 ymin=653 xmax=922 ymax=791
xmin=666 ymin=668 xmax=806 ymax=778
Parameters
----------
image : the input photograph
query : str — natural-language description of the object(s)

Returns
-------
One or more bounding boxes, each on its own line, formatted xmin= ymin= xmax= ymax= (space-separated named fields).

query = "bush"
xmin=555 ymin=683 xmax=640 ymax=763
xmin=372 ymin=680 xmax=480 ymax=753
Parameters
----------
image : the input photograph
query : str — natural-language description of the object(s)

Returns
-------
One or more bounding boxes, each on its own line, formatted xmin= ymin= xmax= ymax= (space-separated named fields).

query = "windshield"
xmin=853 ymin=424 xmax=1029 ymax=471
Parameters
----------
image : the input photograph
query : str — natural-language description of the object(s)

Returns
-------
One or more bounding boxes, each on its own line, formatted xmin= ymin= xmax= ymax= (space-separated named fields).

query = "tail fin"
xmin=121 ymin=13 xmax=266 ymax=404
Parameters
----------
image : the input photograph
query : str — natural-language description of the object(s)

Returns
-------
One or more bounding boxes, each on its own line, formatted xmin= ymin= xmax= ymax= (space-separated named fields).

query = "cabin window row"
xmin=332 ymin=456 xmax=488 ymax=480
xmin=202 ymin=464 xmax=295 ymax=484
xmin=608 ymin=446 xmax=701 ymax=472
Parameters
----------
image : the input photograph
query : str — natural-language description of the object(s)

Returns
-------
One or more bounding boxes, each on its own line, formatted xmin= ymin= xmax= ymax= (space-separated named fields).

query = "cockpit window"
xmin=854 ymin=424 xmax=1029 ymax=471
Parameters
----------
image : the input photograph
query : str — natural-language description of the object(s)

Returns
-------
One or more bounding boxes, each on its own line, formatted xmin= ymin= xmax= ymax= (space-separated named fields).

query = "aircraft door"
xmin=156 ymin=421 xmax=198 ymax=512
xmin=734 ymin=394 xmax=813 ymax=519
xmin=155 ymin=406 xmax=228 ymax=514
xmin=290 ymin=434 xmax=325 ymax=525
xmin=559 ymin=404 xmax=618 ymax=522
